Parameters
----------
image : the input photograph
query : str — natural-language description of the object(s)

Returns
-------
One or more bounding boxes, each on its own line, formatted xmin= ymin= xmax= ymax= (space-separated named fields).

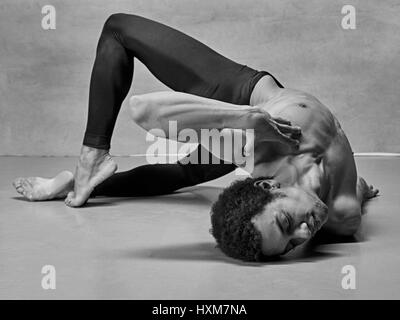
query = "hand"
xmin=244 ymin=109 xmax=301 ymax=156
xmin=364 ymin=183 xmax=379 ymax=200
xmin=358 ymin=176 xmax=379 ymax=201
xmin=267 ymin=115 xmax=302 ymax=145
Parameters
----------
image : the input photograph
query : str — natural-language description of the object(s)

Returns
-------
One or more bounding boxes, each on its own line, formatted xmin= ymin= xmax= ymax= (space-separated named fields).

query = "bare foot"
xmin=13 ymin=171 xmax=74 ymax=201
xmin=65 ymin=146 xmax=117 ymax=207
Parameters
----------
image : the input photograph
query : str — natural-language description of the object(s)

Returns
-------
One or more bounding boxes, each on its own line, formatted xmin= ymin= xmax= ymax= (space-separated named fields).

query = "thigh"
xmin=113 ymin=13 xmax=257 ymax=104
xmin=109 ymin=14 xmax=242 ymax=186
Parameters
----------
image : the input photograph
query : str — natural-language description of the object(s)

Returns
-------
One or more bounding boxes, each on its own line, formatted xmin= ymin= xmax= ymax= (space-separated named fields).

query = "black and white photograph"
xmin=0 ymin=0 xmax=399 ymax=306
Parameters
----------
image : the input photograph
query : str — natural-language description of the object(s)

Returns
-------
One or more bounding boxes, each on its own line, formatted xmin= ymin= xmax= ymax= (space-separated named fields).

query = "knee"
xmin=103 ymin=13 xmax=128 ymax=34
xmin=97 ymin=13 xmax=130 ymax=53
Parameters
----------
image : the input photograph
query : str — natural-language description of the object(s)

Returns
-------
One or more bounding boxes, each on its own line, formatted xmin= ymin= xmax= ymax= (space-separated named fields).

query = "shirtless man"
xmin=13 ymin=13 xmax=378 ymax=261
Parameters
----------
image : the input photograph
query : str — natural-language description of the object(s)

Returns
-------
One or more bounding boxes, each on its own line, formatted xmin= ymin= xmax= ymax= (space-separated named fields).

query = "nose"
xmin=293 ymin=222 xmax=312 ymax=239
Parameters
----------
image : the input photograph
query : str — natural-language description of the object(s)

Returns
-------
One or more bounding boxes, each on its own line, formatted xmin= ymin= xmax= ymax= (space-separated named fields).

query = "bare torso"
xmin=249 ymin=77 xmax=358 ymax=226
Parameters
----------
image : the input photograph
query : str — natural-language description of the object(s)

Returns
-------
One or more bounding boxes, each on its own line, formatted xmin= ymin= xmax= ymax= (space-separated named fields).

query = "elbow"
xmin=326 ymin=196 xmax=362 ymax=236
xmin=129 ymin=95 xmax=151 ymax=126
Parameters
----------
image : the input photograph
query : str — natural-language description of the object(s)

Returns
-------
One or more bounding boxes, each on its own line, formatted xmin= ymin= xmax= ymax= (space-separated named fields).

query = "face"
xmin=251 ymin=179 xmax=329 ymax=256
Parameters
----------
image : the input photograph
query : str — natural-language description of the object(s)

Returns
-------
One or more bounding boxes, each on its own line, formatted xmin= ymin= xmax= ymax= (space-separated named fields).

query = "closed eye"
xmin=281 ymin=211 xmax=293 ymax=233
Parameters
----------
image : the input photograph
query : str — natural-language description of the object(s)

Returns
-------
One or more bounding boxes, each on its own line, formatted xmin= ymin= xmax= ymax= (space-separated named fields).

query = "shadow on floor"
xmin=11 ymin=196 xmax=117 ymax=208
xmin=117 ymin=242 xmax=228 ymax=263
xmin=115 ymin=240 xmax=343 ymax=266
xmin=11 ymin=191 xmax=211 ymax=208
xmin=11 ymin=187 xmax=374 ymax=266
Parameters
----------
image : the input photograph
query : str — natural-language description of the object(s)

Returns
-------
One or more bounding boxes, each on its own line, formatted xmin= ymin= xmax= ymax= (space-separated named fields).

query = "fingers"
xmin=273 ymin=117 xmax=292 ymax=125
xmin=243 ymin=133 xmax=255 ymax=157
xmin=255 ymin=114 xmax=301 ymax=149
xmin=272 ymin=120 xmax=301 ymax=148
xmin=274 ymin=129 xmax=300 ymax=148
xmin=275 ymin=122 xmax=302 ymax=135
xmin=369 ymin=185 xmax=379 ymax=197
xmin=12 ymin=178 xmax=23 ymax=193
xmin=364 ymin=184 xmax=379 ymax=200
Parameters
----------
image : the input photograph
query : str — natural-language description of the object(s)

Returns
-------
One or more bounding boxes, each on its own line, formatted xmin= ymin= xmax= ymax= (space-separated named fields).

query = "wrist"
xmin=245 ymin=106 xmax=268 ymax=129
xmin=220 ymin=105 xmax=259 ymax=130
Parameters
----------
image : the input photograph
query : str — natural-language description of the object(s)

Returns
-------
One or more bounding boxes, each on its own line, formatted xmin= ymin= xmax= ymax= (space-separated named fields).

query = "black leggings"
xmin=84 ymin=13 xmax=283 ymax=197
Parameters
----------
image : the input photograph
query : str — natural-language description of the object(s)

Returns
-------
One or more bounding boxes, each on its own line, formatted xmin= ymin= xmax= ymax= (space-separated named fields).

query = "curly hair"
xmin=210 ymin=177 xmax=279 ymax=262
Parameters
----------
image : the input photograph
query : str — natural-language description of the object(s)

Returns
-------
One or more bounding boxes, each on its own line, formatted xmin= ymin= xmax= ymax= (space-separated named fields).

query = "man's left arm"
xmin=323 ymin=137 xmax=362 ymax=236
xmin=356 ymin=176 xmax=379 ymax=207
xmin=324 ymin=162 xmax=379 ymax=235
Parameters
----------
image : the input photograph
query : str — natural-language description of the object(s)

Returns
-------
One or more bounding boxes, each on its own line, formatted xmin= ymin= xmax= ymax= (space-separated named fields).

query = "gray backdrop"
xmin=1 ymin=0 xmax=399 ymax=156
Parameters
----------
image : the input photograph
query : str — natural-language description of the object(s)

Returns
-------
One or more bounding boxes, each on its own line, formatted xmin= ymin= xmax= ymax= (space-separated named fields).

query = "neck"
xmin=249 ymin=75 xmax=283 ymax=106
xmin=251 ymin=160 xmax=324 ymax=199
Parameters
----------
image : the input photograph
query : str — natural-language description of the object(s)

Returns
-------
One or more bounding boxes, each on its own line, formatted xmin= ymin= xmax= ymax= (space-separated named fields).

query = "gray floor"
xmin=0 ymin=156 xmax=399 ymax=299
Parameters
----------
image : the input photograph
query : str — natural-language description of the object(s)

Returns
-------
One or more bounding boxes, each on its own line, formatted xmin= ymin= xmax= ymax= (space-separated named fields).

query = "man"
xmin=13 ymin=13 xmax=379 ymax=261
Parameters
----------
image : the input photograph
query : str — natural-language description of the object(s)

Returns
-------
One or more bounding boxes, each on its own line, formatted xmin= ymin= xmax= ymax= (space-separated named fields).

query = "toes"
xmin=13 ymin=178 xmax=25 ymax=194
xmin=21 ymin=179 xmax=30 ymax=189
xmin=65 ymin=192 xmax=88 ymax=207
xmin=16 ymin=186 xmax=25 ymax=195
xmin=12 ymin=179 xmax=17 ymax=188
xmin=15 ymin=179 xmax=33 ymax=200
xmin=64 ymin=191 xmax=75 ymax=206
xmin=12 ymin=178 xmax=23 ymax=188
xmin=65 ymin=191 xmax=86 ymax=207
xmin=66 ymin=199 xmax=79 ymax=207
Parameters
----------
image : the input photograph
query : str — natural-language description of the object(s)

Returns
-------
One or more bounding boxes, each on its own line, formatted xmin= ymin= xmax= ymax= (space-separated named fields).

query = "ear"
xmin=254 ymin=179 xmax=280 ymax=190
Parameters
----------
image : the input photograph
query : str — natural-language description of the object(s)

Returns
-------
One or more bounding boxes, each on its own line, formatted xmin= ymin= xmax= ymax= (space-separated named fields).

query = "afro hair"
xmin=210 ymin=176 xmax=280 ymax=262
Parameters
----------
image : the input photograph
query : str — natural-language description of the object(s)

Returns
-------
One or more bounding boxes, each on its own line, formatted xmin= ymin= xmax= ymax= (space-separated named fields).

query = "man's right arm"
xmin=129 ymin=91 xmax=300 ymax=147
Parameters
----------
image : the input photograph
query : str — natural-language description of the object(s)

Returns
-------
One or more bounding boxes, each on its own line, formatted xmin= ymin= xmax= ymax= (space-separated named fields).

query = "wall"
xmin=1 ymin=0 xmax=399 ymax=156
